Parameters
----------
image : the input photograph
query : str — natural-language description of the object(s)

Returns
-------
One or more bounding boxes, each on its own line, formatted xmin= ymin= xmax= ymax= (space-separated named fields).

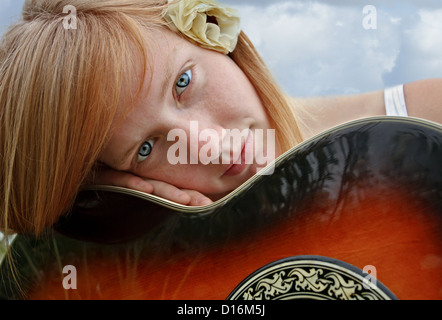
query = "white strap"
xmin=384 ymin=84 xmax=408 ymax=117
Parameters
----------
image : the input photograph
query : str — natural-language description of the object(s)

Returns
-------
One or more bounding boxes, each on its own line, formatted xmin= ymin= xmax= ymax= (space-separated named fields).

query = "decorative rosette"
xmin=164 ymin=0 xmax=241 ymax=54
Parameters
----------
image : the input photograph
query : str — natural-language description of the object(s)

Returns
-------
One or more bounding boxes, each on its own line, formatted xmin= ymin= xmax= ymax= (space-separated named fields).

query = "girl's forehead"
xmin=115 ymin=29 xmax=189 ymax=120
xmin=145 ymin=28 xmax=188 ymax=57
xmin=141 ymin=30 xmax=192 ymax=88
xmin=139 ymin=29 xmax=187 ymax=81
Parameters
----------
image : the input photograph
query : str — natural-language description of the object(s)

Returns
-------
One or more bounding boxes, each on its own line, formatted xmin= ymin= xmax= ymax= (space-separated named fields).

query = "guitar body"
xmin=1 ymin=117 xmax=441 ymax=300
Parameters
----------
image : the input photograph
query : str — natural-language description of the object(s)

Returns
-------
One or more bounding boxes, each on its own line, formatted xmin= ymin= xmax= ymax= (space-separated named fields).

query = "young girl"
xmin=1 ymin=0 xmax=441 ymax=237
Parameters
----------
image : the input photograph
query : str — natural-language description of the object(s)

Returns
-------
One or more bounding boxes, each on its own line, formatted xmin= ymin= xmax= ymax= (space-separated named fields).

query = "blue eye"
xmin=138 ymin=139 xmax=154 ymax=162
xmin=175 ymin=69 xmax=192 ymax=96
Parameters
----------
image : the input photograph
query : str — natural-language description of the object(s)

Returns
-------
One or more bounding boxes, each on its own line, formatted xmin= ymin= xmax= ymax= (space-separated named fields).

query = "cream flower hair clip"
xmin=164 ymin=0 xmax=241 ymax=54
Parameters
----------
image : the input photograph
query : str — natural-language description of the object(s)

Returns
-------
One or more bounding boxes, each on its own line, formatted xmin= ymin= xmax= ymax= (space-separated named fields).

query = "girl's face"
xmin=99 ymin=29 xmax=278 ymax=198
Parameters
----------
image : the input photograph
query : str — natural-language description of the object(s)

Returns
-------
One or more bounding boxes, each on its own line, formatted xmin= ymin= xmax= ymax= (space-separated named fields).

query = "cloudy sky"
xmin=1 ymin=0 xmax=441 ymax=97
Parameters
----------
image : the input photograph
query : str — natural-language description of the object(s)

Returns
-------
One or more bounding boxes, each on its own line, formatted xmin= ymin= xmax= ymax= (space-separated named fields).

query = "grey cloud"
xmin=232 ymin=1 xmax=442 ymax=96
xmin=223 ymin=0 xmax=441 ymax=8
xmin=0 ymin=0 xmax=25 ymax=36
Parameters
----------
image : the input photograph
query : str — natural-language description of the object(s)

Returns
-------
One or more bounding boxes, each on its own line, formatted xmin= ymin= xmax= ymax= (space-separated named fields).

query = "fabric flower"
xmin=164 ymin=0 xmax=241 ymax=54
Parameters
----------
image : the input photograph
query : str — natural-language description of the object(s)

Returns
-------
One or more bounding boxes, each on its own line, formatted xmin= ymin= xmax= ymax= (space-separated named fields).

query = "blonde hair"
xmin=231 ymin=32 xmax=303 ymax=151
xmin=0 ymin=0 xmax=302 ymax=236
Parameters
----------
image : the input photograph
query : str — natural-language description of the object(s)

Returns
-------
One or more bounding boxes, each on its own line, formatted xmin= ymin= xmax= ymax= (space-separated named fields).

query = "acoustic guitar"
xmin=1 ymin=117 xmax=441 ymax=300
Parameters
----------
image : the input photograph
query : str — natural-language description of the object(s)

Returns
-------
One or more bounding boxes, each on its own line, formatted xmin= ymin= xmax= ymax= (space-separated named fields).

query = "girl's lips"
xmin=223 ymin=131 xmax=252 ymax=177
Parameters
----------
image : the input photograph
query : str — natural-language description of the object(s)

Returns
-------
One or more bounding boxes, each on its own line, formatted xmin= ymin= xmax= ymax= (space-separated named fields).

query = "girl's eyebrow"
xmin=160 ymin=46 xmax=178 ymax=97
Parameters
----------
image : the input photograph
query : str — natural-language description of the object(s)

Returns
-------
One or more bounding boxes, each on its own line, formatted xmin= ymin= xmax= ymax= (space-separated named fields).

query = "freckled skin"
xmin=99 ymin=29 xmax=278 ymax=197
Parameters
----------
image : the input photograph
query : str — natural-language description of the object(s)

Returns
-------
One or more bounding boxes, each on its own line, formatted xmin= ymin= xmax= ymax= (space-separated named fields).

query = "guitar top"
xmin=1 ymin=117 xmax=441 ymax=300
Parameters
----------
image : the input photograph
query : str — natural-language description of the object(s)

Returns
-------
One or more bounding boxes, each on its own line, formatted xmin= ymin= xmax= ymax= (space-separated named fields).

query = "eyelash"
xmin=137 ymin=139 xmax=155 ymax=163
xmin=175 ymin=69 xmax=192 ymax=97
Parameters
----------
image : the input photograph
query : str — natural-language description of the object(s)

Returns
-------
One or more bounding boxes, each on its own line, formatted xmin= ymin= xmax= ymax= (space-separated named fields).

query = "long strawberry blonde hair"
xmin=0 ymin=0 xmax=302 ymax=236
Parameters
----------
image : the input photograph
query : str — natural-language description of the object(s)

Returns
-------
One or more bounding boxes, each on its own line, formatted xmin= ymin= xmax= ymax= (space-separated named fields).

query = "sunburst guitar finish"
xmin=1 ymin=117 xmax=441 ymax=300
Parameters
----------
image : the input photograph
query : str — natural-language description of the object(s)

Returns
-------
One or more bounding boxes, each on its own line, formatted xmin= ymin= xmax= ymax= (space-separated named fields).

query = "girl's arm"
xmin=294 ymin=78 xmax=442 ymax=140
xmin=403 ymin=78 xmax=442 ymax=123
